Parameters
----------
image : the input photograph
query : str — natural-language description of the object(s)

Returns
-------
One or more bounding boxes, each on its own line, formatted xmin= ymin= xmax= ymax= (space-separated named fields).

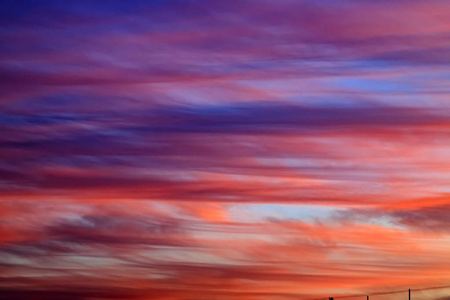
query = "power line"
xmin=313 ymin=284 xmax=450 ymax=300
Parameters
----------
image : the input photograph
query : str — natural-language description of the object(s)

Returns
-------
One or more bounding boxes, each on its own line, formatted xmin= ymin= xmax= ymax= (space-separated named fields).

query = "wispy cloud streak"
xmin=1 ymin=0 xmax=450 ymax=299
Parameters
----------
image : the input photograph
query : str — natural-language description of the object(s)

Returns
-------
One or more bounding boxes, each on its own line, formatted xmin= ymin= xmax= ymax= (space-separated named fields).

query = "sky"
xmin=1 ymin=0 xmax=450 ymax=299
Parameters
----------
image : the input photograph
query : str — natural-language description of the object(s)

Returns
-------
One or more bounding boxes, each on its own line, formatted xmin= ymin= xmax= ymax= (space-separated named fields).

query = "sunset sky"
xmin=1 ymin=1 xmax=450 ymax=299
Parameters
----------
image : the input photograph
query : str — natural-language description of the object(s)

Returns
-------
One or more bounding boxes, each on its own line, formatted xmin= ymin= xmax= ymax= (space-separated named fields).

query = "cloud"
xmin=2 ymin=100 xmax=449 ymax=201
xmin=389 ymin=205 xmax=450 ymax=232
xmin=335 ymin=203 xmax=450 ymax=233
xmin=2 ymin=0 xmax=450 ymax=299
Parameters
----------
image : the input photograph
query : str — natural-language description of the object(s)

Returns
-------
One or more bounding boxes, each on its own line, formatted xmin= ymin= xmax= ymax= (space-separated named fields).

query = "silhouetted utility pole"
xmin=367 ymin=296 xmax=369 ymax=300
xmin=409 ymin=289 xmax=411 ymax=300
